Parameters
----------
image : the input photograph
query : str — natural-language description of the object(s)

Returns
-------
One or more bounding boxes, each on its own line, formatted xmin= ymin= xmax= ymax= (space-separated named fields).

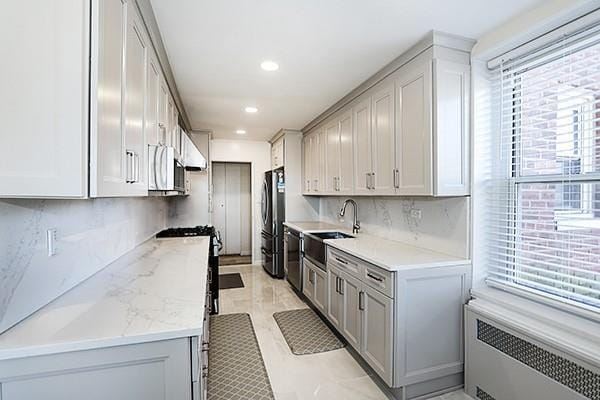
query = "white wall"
xmin=168 ymin=132 xmax=211 ymax=227
xmin=210 ymin=139 xmax=271 ymax=263
xmin=0 ymin=197 xmax=168 ymax=333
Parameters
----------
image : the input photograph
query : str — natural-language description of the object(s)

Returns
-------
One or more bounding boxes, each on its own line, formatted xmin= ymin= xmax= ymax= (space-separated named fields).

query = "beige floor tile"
xmin=218 ymin=264 xmax=471 ymax=400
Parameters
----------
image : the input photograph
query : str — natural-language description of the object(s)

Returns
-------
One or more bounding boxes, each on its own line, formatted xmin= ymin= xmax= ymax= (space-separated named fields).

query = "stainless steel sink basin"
xmin=309 ymin=231 xmax=354 ymax=240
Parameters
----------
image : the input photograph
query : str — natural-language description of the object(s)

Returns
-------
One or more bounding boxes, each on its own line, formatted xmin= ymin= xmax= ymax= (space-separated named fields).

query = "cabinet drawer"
xmin=327 ymin=247 xmax=362 ymax=278
xmin=362 ymin=265 xmax=394 ymax=298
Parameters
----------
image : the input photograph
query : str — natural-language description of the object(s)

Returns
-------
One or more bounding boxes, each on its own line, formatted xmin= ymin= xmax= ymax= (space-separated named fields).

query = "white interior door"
xmin=225 ymin=163 xmax=241 ymax=255
xmin=212 ymin=162 xmax=251 ymax=256
xmin=212 ymin=163 xmax=227 ymax=252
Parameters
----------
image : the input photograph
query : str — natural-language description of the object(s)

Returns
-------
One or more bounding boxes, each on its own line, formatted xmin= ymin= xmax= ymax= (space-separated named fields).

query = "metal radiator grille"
xmin=476 ymin=387 xmax=496 ymax=400
xmin=477 ymin=319 xmax=600 ymax=400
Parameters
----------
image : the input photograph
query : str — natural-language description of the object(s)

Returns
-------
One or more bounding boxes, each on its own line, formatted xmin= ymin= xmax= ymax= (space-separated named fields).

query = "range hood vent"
xmin=182 ymin=132 xmax=207 ymax=171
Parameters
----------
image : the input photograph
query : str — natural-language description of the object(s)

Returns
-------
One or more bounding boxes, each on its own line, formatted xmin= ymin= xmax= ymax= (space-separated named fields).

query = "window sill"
xmin=468 ymin=286 xmax=600 ymax=368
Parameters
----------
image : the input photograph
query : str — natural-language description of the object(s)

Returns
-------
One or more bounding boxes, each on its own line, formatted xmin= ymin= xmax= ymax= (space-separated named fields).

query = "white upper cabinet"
xmin=322 ymin=110 xmax=354 ymax=195
xmin=353 ymin=97 xmax=372 ymax=195
xmin=395 ymin=53 xmax=432 ymax=195
xmin=395 ymin=50 xmax=470 ymax=196
xmin=91 ymin=0 xmax=147 ymax=197
xmin=324 ymin=118 xmax=340 ymax=193
xmin=338 ymin=110 xmax=354 ymax=194
xmin=370 ymin=80 xmax=396 ymax=195
xmin=158 ymin=77 xmax=169 ymax=145
xmin=122 ymin=3 xmax=148 ymax=195
xmin=146 ymin=53 xmax=161 ymax=147
xmin=302 ymin=134 xmax=312 ymax=193
xmin=302 ymin=35 xmax=471 ymax=197
xmin=432 ymin=58 xmax=470 ymax=196
xmin=271 ymin=137 xmax=284 ymax=169
xmin=0 ymin=0 xmax=186 ymax=198
xmin=0 ymin=1 xmax=90 ymax=197
xmin=90 ymin=0 xmax=127 ymax=197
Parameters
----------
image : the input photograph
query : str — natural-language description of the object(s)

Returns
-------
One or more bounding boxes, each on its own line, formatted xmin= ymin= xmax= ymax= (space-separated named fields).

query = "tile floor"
xmin=218 ymin=264 xmax=473 ymax=400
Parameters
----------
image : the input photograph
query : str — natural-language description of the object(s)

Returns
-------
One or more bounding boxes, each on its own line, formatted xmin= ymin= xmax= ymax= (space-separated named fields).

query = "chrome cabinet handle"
xmin=125 ymin=150 xmax=135 ymax=183
xmin=334 ymin=257 xmax=348 ymax=265
xmin=339 ymin=277 xmax=344 ymax=295
xmin=134 ymin=152 xmax=140 ymax=183
xmin=370 ymin=172 xmax=375 ymax=190
xmin=366 ymin=272 xmax=384 ymax=283
xmin=358 ymin=291 xmax=365 ymax=310
xmin=393 ymin=168 xmax=399 ymax=189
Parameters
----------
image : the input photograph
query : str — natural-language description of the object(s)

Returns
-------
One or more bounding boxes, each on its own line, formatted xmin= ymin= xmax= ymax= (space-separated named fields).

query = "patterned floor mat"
xmin=273 ymin=308 xmax=345 ymax=355
xmin=208 ymin=313 xmax=274 ymax=400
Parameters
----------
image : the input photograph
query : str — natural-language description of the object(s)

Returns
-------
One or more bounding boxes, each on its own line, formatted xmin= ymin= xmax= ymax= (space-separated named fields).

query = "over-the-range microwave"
xmin=148 ymin=144 xmax=185 ymax=192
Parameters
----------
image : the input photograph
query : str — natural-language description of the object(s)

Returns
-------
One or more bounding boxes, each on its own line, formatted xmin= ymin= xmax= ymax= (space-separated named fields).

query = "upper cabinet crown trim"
xmin=302 ymin=31 xmax=475 ymax=134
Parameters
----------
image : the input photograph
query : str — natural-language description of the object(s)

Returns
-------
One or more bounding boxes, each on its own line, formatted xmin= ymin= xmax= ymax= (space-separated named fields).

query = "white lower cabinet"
xmin=361 ymin=285 xmax=394 ymax=384
xmin=0 ymin=338 xmax=194 ymax=400
xmin=322 ymin=246 xmax=469 ymax=395
xmin=303 ymin=258 xmax=327 ymax=314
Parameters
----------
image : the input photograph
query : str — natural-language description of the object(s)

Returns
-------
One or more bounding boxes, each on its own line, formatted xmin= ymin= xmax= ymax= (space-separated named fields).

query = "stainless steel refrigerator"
xmin=261 ymin=168 xmax=285 ymax=278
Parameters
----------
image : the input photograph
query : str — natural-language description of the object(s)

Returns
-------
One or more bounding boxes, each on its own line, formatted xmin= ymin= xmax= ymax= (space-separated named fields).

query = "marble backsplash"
xmin=319 ymin=196 xmax=470 ymax=259
xmin=0 ymin=197 xmax=168 ymax=334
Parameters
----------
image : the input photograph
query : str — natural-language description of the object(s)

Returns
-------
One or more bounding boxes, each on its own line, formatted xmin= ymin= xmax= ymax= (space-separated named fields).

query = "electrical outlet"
xmin=410 ymin=209 xmax=422 ymax=220
xmin=47 ymin=228 xmax=57 ymax=257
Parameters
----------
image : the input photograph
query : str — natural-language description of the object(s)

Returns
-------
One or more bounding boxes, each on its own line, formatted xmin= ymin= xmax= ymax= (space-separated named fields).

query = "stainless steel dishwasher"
xmin=284 ymin=227 xmax=302 ymax=292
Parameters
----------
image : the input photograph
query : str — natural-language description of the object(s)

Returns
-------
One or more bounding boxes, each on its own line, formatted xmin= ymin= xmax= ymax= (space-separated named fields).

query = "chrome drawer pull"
xmin=334 ymin=257 xmax=348 ymax=265
xmin=366 ymin=272 xmax=384 ymax=282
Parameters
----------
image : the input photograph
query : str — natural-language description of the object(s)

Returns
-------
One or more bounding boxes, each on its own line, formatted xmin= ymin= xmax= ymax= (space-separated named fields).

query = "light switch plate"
xmin=47 ymin=228 xmax=57 ymax=257
xmin=410 ymin=209 xmax=422 ymax=220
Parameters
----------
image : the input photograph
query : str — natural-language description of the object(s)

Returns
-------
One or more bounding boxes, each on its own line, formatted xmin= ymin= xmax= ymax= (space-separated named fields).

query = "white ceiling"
xmin=151 ymin=0 xmax=544 ymax=141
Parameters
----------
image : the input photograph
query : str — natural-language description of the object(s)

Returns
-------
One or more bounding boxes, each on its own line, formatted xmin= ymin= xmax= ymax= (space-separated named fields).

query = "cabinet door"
xmin=338 ymin=110 xmax=354 ymax=194
xmin=353 ymin=97 xmax=372 ymax=194
xmin=158 ymin=78 xmax=169 ymax=145
xmin=122 ymin=3 xmax=148 ymax=195
xmin=309 ymin=131 xmax=322 ymax=193
xmin=361 ymin=286 xmax=394 ymax=385
xmin=0 ymin=338 xmax=192 ymax=400
xmin=313 ymin=266 xmax=327 ymax=313
xmin=90 ymin=0 xmax=129 ymax=197
xmin=146 ymin=51 xmax=160 ymax=147
xmin=395 ymin=57 xmax=433 ymax=195
xmin=324 ymin=119 xmax=340 ymax=193
xmin=370 ymin=81 xmax=396 ymax=195
xmin=302 ymin=260 xmax=315 ymax=302
xmin=327 ymin=268 xmax=343 ymax=329
xmin=302 ymin=135 xmax=312 ymax=193
xmin=340 ymin=272 xmax=362 ymax=350
xmin=167 ymin=96 xmax=175 ymax=147
xmin=0 ymin=1 xmax=89 ymax=197
xmin=433 ymin=59 xmax=470 ymax=196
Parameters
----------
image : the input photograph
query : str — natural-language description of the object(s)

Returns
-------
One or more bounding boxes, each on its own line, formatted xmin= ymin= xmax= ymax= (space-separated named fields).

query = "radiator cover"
xmin=476 ymin=319 xmax=600 ymax=400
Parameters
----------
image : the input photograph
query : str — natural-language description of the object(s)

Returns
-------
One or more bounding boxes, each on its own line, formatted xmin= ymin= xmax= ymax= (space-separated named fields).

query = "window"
xmin=487 ymin=25 xmax=600 ymax=312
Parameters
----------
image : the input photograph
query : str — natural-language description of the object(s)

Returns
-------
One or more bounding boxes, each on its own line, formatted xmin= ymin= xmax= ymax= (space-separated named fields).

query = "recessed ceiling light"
xmin=245 ymin=106 xmax=258 ymax=113
xmin=260 ymin=60 xmax=279 ymax=71
xmin=236 ymin=130 xmax=246 ymax=135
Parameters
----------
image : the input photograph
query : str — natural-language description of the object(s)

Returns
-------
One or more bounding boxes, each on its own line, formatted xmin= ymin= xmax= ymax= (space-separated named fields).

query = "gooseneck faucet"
xmin=339 ymin=199 xmax=360 ymax=234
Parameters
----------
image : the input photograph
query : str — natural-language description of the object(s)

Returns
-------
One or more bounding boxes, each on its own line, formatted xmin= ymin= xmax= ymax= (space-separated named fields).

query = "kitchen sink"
xmin=309 ymin=231 xmax=354 ymax=240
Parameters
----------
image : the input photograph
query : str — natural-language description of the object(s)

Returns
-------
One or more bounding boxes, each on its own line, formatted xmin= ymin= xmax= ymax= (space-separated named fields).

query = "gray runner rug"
xmin=273 ymin=308 xmax=345 ymax=355
xmin=208 ymin=313 xmax=274 ymax=400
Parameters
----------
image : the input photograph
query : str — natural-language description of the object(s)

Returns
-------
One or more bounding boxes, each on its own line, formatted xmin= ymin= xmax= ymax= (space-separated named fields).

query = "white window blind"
xmin=487 ymin=21 xmax=600 ymax=312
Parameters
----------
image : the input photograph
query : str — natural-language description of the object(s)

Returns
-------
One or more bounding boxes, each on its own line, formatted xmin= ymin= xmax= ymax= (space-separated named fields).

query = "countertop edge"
xmin=0 ymin=327 xmax=204 ymax=361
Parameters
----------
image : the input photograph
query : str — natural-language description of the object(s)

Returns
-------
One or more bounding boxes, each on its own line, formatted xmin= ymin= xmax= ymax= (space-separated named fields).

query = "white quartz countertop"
xmin=324 ymin=235 xmax=469 ymax=271
xmin=283 ymin=221 xmax=350 ymax=234
xmin=285 ymin=220 xmax=469 ymax=271
xmin=0 ymin=237 xmax=209 ymax=361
